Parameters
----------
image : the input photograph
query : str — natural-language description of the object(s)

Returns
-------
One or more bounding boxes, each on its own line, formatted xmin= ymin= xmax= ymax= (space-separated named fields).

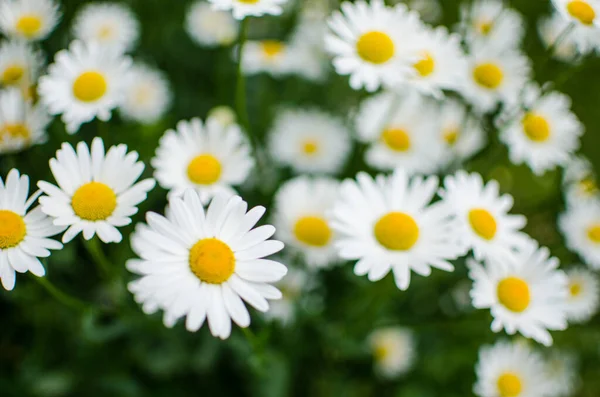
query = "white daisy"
xmin=272 ymin=176 xmax=340 ymax=269
xmin=0 ymin=88 xmax=50 ymax=154
xmin=38 ymin=40 xmax=131 ymax=134
xmin=0 ymin=40 xmax=43 ymax=91
xmin=265 ymin=266 xmax=310 ymax=325
xmin=564 ymin=266 xmax=599 ymax=323
xmin=468 ymin=241 xmax=569 ymax=346
xmin=330 ymin=170 xmax=466 ymax=291
xmin=325 ymin=0 xmax=425 ymax=92
xmin=208 ymin=0 xmax=288 ymax=20
xmin=0 ymin=169 xmax=63 ymax=291
xmin=562 ymin=156 xmax=600 ymax=207
xmin=538 ymin=13 xmax=585 ymax=62
xmin=551 ymin=0 xmax=600 ymax=52
xmin=0 ymin=0 xmax=60 ymax=41
xmin=268 ymin=108 xmax=351 ymax=175
xmin=186 ymin=1 xmax=239 ymax=47
xmin=152 ymin=117 xmax=254 ymax=203
xmin=440 ymin=171 xmax=529 ymax=262
xmin=71 ymin=2 xmax=140 ymax=54
xmin=559 ymin=200 xmax=600 ymax=269
xmin=545 ymin=350 xmax=580 ymax=397
xmin=37 ymin=137 xmax=155 ymax=244
xmin=368 ymin=326 xmax=416 ymax=379
xmin=287 ymin=16 xmax=329 ymax=81
xmin=207 ymin=105 xmax=236 ymax=126
xmin=241 ymin=40 xmax=293 ymax=77
xmin=119 ymin=63 xmax=172 ymax=125
xmin=127 ymin=191 xmax=288 ymax=339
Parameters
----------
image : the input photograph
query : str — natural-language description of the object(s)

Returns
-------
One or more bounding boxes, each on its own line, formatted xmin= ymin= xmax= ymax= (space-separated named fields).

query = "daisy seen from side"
xmin=559 ymin=200 xmax=600 ymax=269
xmin=0 ymin=40 xmax=43 ymax=90
xmin=0 ymin=88 xmax=50 ymax=154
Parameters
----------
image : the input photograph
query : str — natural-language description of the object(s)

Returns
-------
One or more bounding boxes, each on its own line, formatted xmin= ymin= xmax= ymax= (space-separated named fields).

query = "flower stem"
xmin=33 ymin=275 xmax=89 ymax=312
xmin=83 ymin=238 xmax=113 ymax=280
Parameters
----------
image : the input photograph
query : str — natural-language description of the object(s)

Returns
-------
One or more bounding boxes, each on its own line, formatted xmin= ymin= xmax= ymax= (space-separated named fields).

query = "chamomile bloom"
xmin=208 ymin=0 xmax=288 ymax=20
xmin=552 ymin=0 xmax=600 ymax=52
xmin=368 ymin=327 xmax=416 ymax=379
xmin=460 ymin=0 xmax=525 ymax=51
xmin=38 ymin=138 xmax=155 ymax=244
xmin=559 ymin=201 xmax=600 ymax=269
xmin=152 ymin=117 xmax=254 ymax=203
xmin=468 ymin=242 xmax=569 ymax=346
xmin=440 ymin=171 xmax=529 ymax=262
xmin=265 ymin=267 xmax=310 ymax=324
xmin=119 ymin=63 xmax=172 ymax=125
xmin=272 ymin=176 xmax=340 ymax=269
xmin=545 ymin=350 xmax=579 ymax=397
xmin=186 ymin=1 xmax=239 ymax=47
xmin=207 ymin=105 xmax=236 ymax=127
xmin=330 ymin=170 xmax=466 ymax=291
xmin=127 ymin=192 xmax=288 ymax=339
xmin=562 ymin=156 xmax=600 ymax=207
xmin=325 ymin=0 xmax=425 ymax=92
xmin=474 ymin=340 xmax=555 ymax=397
xmin=71 ymin=2 xmax=140 ymax=54
xmin=0 ymin=40 xmax=42 ymax=90
xmin=268 ymin=108 xmax=351 ymax=175
xmin=38 ymin=40 xmax=131 ymax=134
xmin=563 ymin=266 xmax=599 ymax=323
xmin=0 ymin=88 xmax=50 ymax=154
xmin=538 ymin=13 xmax=583 ymax=61
xmin=287 ymin=16 xmax=329 ymax=81
xmin=0 ymin=169 xmax=63 ymax=291
xmin=0 ymin=0 xmax=60 ymax=41
xmin=242 ymin=40 xmax=292 ymax=77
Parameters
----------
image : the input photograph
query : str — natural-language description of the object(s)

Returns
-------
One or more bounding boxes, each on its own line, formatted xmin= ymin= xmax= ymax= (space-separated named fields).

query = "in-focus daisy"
xmin=127 ymin=191 xmax=288 ymax=339
xmin=559 ymin=201 xmax=600 ymax=269
xmin=71 ymin=2 xmax=140 ymax=54
xmin=460 ymin=0 xmax=525 ymax=51
xmin=551 ymin=0 xmax=600 ymax=52
xmin=265 ymin=266 xmax=310 ymax=324
xmin=38 ymin=137 xmax=155 ymax=244
xmin=152 ymin=117 xmax=254 ymax=203
xmin=0 ymin=169 xmax=63 ymax=291
xmin=38 ymin=40 xmax=131 ymax=134
xmin=0 ymin=40 xmax=43 ymax=89
xmin=368 ymin=327 xmax=416 ymax=379
xmin=241 ymin=40 xmax=292 ymax=77
xmin=538 ymin=13 xmax=584 ymax=62
xmin=325 ymin=0 xmax=425 ymax=92
xmin=562 ymin=155 xmax=600 ymax=207
xmin=563 ymin=266 xmax=599 ymax=323
xmin=0 ymin=0 xmax=60 ymax=41
xmin=186 ymin=1 xmax=239 ymax=47
xmin=330 ymin=170 xmax=466 ymax=290
xmin=440 ymin=171 xmax=529 ymax=262
xmin=272 ymin=176 xmax=340 ymax=269
xmin=474 ymin=340 xmax=555 ymax=397
xmin=0 ymin=88 xmax=50 ymax=154
xmin=468 ymin=242 xmax=569 ymax=346
xmin=208 ymin=0 xmax=288 ymax=20
xmin=546 ymin=350 xmax=580 ymax=397
xmin=119 ymin=63 xmax=172 ymax=125
xmin=268 ymin=108 xmax=351 ymax=175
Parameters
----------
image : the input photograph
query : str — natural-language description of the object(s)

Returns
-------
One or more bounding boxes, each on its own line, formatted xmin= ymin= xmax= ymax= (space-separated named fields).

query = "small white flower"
xmin=538 ymin=13 xmax=585 ymax=61
xmin=562 ymin=155 xmax=600 ymax=207
xmin=287 ymin=16 xmax=329 ymax=81
xmin=368 ymin=327 xmax=416 ymax=379
xmin=119 ymin=63 xmax=172 ymax=125
xmin=0 ymin=0 xmax=61 ymax=41
xmin=0 ymin=40 xmax=43 ymax=89
xmin=0 ymin=88 xmax=50 ymax=154
xmin=545 ymin=350 xmax=580 ymax=397
xmin=559 ymin=200 xmax=600 ymax=269
xmin=186 ymin=1 xmax=239 ymax=47
xmin=207 ymin=105 xmax=237 ymax=126
xmin=242 ymin=40 xmax=293 ymax=77
xmin=552 ymin=0 xmax=600 ymax=52
xmin=208 ymin=0 xmax=288 ymax=20
xmin=563 ymin=266 xmax=599 ymax=323
xmin=460 ymin=0 xmax=525 ymax=51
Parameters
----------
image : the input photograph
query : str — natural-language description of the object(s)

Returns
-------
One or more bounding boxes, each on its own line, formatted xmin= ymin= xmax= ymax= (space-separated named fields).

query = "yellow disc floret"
xmin=16 ymin=15 xmax=43 ymax=38
xmin=468 ymin=208 xmax=497 ymax=240
xmin=72 ymin=71 xmax=108 ymax=102
xmin=261 ymin=40 xmax=285 ymax=58
xmin=587 ymin=224 xmax=600 ymax=243
xmin=302 ymin=140 xmax=319 ymax=155
xmin=294 ymin=216 xmax=332 ymax=247
xmin=71 ymin=182 xmax=117 ymax=221
xmin=497 ymin=372 xmax=523 ymax=397
xmin=382 ymin=128 xmax=411 ymax=152
xmin=2 ymin=65 xmax=25 ymax=85
xmin=473 ymin=63 xmax=504 ymax=89
xmin=3 ymin=123 xmax=30 ymax=139
xmin=414 ymin=52 xmax=435 ymax=77
xmin=356 ymin=31 xmax=395 ymax=64
xmin=567 ymin=0 xmax=596 ymax=25
xmin=189 ymin=238 xmax=235 ymax=284
xmin=187 ymin=154 xmax=222 ymax=185
xmin=522 ymin=113 xmax=551 ymax=142
xmin=0 ymin=210 xmax=27 ymax=249
xmin=497 ymin=277 xmax=531 ymax=313
xmin=374 ymin=212 xmax=419 ymax=251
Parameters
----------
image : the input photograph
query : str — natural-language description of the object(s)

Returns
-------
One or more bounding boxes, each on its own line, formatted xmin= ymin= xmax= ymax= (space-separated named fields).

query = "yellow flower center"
xmin=187 ymin=154 xmax=222 ymax=185
xmin=98 ymin=25 xmax=115 ymax=40
xmin=373 ymin=344 xmax=390 ymax=361
xmin=579 ymin=177 xmax=598 ymax=196
xmin=261 ymin=40 xmax=285 ymax=58
xmin=522 ymin=113 xmax=550 ymax=142
xmin=569 ymin=282 xmax=582 ymax=297
xmin=497 ymin=372 xmax=523 ymax=397
xmin=293 ymin=215 xmax=332 ymax=247
xmin=477 ymin=20 xmax=493 ymax=35
xmin=497 ymin=277 xmax=531 ymax=313
xmin=71 ymin=182 xmax=117 ymax=221
xmin=189 ymin=238 xmax=235 ymax=284
xmin=473 ymin=63 xmax=504 ymax=89
xmin=414 ymin=52 xmax=435 ymax=77
xmin=2 ymin=65 xmax=25 ymax=85
xmin=468 ymin=209 xmax=497 ymax=240
xmin=374 ymin=212 xmax=419 ymax=251
xmin=238 ymin=0 xmax=260 ymax=3
xmin=302 ymin=140 xmax=319 ymax=155
xmin=16 ymin=15 xmax=43 ymax=38
xmin=356 ymin=31 xmax=395 ymax=64
xmin=443 ymin=128 xmax=459 ymax=146
xmin=0 ymin=210 xmax=27 ymax=249
xmin=72 ymin=71 xmax=108 ymax=102
xmin=587 ymin=224 xmax=600 ymax=243
xmin=3 ymin=123 xmax=30 ymax=139
xmin=382 ymin=128 xmax=411 ymax=152
xmin=567 ymin=0 xmax=596 ymax=25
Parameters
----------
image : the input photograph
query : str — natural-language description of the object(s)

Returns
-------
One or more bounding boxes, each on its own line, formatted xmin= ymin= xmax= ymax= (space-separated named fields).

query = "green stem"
xmin=33 ymin=276 xmax=89 ymax=312
xmin=235 ymin=17 xmax=252 ymax=141
xmin=83 ymin=238 xmax=113 ymax=280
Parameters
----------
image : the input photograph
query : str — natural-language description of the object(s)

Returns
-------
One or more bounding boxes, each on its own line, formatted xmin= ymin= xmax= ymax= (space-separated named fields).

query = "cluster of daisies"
xmin=1 ymin=0 xmax=600 ymax=395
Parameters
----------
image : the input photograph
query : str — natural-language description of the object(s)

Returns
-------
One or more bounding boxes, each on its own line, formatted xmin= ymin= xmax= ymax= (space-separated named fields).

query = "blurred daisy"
xmin=325 ymin=0 xmax=424 ymax=92
xmin=207 ymin=105 xmax=236 ymax=126
xmin=38 ymin=40 xmax=131 ymax=134
xmin=119 ymin=63 xmax=172 ymax=125
xmin=0 ymin=0 xmax=60 ymax=41
xmin=551 ymin=0 xmax=600 ymax=51
xmin=330 ymin=170 xmax=466 ymax=291
xmin=460 ymin=0 xmax=525 ymax=51
xmin=127 ymin=192 xmax=288 ymax=339
xmin=0 ymin=169 xmax=63 ymax=291
xmin=440 ymin=171 xmax=529 ymax=262
xmin=71 ymin=2 xmax=140 ymax=54
xmin=564 ymin=266 xmax=599 ymax=323
xmin=287 ymin=16 xmax=329 ymax=81
xmin=368 ymin=326 xmax=416 ymax=379
xmin=208 ymin=0 xmax=287 ymax=20
xmin=562 ymin=156 xmax=600 ymax=207
xmin=265 ymin=267 xmax=310 ymax=325
xmin=468 ymin=242 xmax=569 ymax=346
xmin=272 ymin=176 xmax=340 ymax=269
xmin=268 ymin=108 xmax=351 ymax=175
xmin=546 ymin=350 xmax=579 ymax=397
xmin=38 ymin=137 xmax=155 ymax=244
xmin=0 ymin=88 xmax=50 ymax=154
xmin=242 ymin=40 xmax=292 ymax=77
xmin=186 ymin=1 xmax=239 ymax=47
xmin=0 ymin=40 xmax=42 ymax=90
xmin=559 ymin=200 xmax=600 ymax=269
xmin=538 ymin=13 xmax=584 ymax=61
xmin=152 ymin=117 xmax=254 ymax=203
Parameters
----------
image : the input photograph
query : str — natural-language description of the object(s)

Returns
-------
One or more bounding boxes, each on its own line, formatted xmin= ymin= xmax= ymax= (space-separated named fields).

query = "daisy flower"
xmin=0 ymin=169 xmax=63 ymax=291
xmin=119 ymin=63 xmax=172 ymax=125
xmin=38 ymin=40 xmax=131 ymax=134
xmin=545 ymin=350 xmax=580 ymax=397
xmin=0 ymin=40 xmax=43 ymax=89
xmin=37 ymin=137 xmax=155 ymax=244
xmin=0 ymin=0 xmax=60 ymax=41
xmin=562 ymin=156 xmax=600 ymax=207
xmin=330 ymin=170 xmax=466 ymax=291
xmin=474 ymin=340 xmax=555 ymax=397
xmin=71 ymin=2 xmax=140 ymax=54
xmin=152 ymin=117 xmax=254 ymax=203
xmin=127 ymin=191 xmax=288 ymax=339
xmin=241 ymin=40 xmax=293 ymax=77
xmin=552 ymin=0 xmax=600 ymax=52
xmin=559 ymin=200 xmax=600 ymax=269
xmin=287 ymin=16 xmax=329 ymax=81
xmin=208 ymin=0 xmax=288 ymax=20
xmin=207 ymin=105 xmax=236 ymax=126
xmin=440 ymin=171 xmax=529 ymax=262
xmin=325 ymin=0 xmax=425 ymax=92
xmin=186 ymin=0 xmax=239 ymax=47
xmin=368 ymin=327 xmax=416 ymax=379
xmin=272 ymin=176 xmax=340 ymax=269
xmin=268 ymin=108 xmax=351 ymax=175
xmin=460 ymin=0 xmax=525 ymax=51
xmin=563 ymin=266 xmax=599 ymax=323
xmin=538 ymin=13 xmax=585 ymax=61
xmin=468 ymin=242 xmax=569 ymax=346
xmin=265 ymin=266 xmax=310 ymax=325
xmin=0 ymin=88 xmax=50 ymax=154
